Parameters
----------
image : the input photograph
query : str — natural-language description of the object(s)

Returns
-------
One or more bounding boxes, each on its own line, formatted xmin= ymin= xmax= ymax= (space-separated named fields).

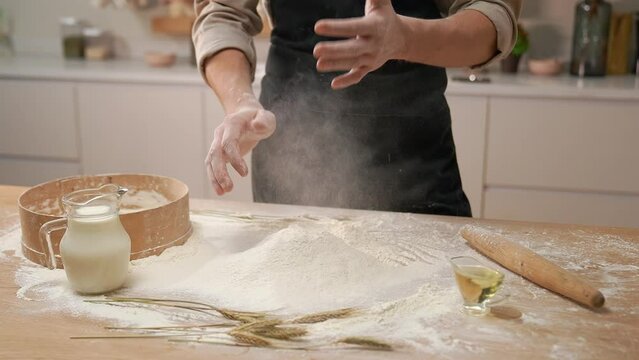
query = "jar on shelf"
xmin=60 ymin=17 xmax=85 ymax=59
xmin=570 ymin=0 xmax=612 ymax=77
xmin=83 ymin=27 xmax=111 ymax=60
xmin=0 ymin=8 xmax=12 ymax=57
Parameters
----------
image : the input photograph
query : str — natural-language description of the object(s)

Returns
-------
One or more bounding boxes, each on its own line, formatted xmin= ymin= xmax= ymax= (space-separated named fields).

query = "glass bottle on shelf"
xmin=570 ymin=0 xmax=612 ymax=76
xmin=60 ymin=17 xmax=85 ymax=59
xmin=0 ymin=7 xmax=12 ymax=57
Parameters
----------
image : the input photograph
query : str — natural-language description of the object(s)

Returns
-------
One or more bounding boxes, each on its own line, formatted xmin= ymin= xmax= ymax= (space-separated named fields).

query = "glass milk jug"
xmin=39 ymin=184 xmax=131 ymax=294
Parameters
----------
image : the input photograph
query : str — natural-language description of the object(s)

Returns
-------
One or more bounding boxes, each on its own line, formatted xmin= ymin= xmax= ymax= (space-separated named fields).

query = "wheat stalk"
xmin=105 ymin=323 xmax=234 ymax=331
xmin=87 ymin=297 xmax=213 ymax=311
xmin=232 ymin=318 xmax=308 ymax=340
xmin=338 ymin=336 xmax=393 ymax=351
xmin=191 ymin=210 xmax=321 ymax=223
xmin=215 ymin=308 xmax=268 ymax=323
xmin=291 ymin=308 xmax=356 ymax=324
xmin=170 ymin=336 xmax=251 ymax=347
xmin=86 ymin=297 xmax=271 ymax=323
xmin=234 ymin=319 xmax=282 ymax=331
xmin=252 ymin=326 xmax=307 ymax=340
xmin=229 ymin=331 xmax=272 ymax=347
xmin=85 ymin=298 xmax=216 ymax=318
xmin=70 ymin=333 xmax=201 ymax=340
xmin=188 ymin=209 xmax=350 ymax=225
xmin=76 ymin=296 xmax=394 ymax=352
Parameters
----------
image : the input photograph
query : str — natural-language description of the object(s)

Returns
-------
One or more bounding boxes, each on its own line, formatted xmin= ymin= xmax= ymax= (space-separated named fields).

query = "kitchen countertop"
xmin=1 ymin=184 xmax=638 ymax=359
xmin=0 ymin=55 xmax=208 ymax=86
xmin=446 ymin=71 xmax=639 ymax=100
xmin=1 ymin=55 xmax=638 ymax=100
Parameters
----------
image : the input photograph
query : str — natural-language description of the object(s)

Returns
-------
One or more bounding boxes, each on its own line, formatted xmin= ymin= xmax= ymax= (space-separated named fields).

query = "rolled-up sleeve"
xmin=435 ymin=0 xmax=522 ymax=65
xmin=192 ymin=0 xmax=263 ymax=80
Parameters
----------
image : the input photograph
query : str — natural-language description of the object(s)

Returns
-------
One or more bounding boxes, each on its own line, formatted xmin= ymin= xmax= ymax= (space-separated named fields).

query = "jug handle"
xmin=39 ymin=218 xmax=67 ymax=270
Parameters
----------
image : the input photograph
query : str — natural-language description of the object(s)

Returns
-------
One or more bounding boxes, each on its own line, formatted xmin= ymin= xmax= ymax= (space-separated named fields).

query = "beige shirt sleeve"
xmin=192 ymin=0 xmax=263 ymax=80
xmin=435 ymin=0 xmax=522 ymax=65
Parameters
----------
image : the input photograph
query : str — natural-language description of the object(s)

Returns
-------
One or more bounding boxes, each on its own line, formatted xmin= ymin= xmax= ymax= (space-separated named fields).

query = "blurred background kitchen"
xmin=0 ymin=0 xmax=638 ymax=228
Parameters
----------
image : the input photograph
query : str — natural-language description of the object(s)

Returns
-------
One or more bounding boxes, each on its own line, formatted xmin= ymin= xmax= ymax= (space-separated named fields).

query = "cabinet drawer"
xmin=486 ymin=98 xmax=639 ymax=193
xmin=0 ymin=157 xmax=81 ymax=186
xmin=447 ymin=95 xmax=488 ymax=217
xmin=0 ymin=80 xmax=78 ymax=159
xmin=484 ymin=187 xmax=639 ymax=228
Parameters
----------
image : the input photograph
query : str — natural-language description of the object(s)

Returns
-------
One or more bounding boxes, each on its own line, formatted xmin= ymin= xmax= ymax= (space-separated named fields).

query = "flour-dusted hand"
xmin=206 ymin=101 xmax=276 ymax=195
xmin=313 ymin=0 xmax=407 ymax=89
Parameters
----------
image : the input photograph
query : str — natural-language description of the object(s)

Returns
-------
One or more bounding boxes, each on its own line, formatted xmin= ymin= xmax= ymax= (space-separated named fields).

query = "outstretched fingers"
xmin=205 ymin=108 xmax=275 ymax=195
xmin=331 ymin=67 xmax=370 ymax=89
xmin=314 ymin=17 xmax=374 ymax=38
xmin=314 ymin=38 xmax=367 ymax=60
xmin=206 ymin=127 xmax=234 ymax=194
xmin=223 ymin=139 xmax=248 ymax=177
xmin=206 ymin=160 xmax=224 ymax=195
xmin=221 ymin=122 xmax=249 ymax=177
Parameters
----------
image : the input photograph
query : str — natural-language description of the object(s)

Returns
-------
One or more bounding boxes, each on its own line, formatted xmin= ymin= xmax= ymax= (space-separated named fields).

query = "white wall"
xmin=521 ymin=0 xmax=639 ymax=60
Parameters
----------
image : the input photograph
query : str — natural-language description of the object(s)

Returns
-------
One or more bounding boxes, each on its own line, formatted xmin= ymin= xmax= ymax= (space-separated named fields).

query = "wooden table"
xmin=1 ymin=184 xmax=638 ymax=359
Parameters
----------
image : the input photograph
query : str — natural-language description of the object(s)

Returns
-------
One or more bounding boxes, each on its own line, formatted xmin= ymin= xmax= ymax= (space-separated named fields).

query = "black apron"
xmin=252 ymin=0 xmax=471 ymax=217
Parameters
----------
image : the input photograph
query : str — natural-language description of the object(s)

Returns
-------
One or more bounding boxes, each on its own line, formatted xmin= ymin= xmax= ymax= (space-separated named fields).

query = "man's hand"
xmin=206 ymin=101 xmax=275 ymax=195
xmin=313 ymin=0 xmax=406 ymax=89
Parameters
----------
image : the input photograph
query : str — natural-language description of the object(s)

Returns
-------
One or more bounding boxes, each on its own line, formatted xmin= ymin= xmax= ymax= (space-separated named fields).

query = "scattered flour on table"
xmin=503 ymin=227 xmax=639 ymax=312
xmin=0 ymin=213 xmax=471 ymax=352
xmin=4 ymin=213 xmax=635 ymax=354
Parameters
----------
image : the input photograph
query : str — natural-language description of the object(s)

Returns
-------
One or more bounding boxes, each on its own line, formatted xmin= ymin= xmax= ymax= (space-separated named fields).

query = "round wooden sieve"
xmin=18 ymin=174 xmax=192 ymax=268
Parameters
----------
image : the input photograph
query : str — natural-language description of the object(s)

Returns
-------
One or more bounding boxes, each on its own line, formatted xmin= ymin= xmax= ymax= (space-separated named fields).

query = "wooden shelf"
xmin=151 ymin=15 xmax=194 ymax=36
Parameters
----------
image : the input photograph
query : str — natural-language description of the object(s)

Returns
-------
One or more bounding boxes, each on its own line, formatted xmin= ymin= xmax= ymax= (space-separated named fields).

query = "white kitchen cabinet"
xmin=3 ymin=58 xmax=639 ymax=227
xmin=202 ymin=90 xmax=254 ymax=202
xmin=77 ymin=83 xmax=206 ymax=198
xmin=486 ymin=97 xmax=639 ymax=193
xmin=484 ymin=187 xmax=639 ymax=228
xmin=447 ymin=95 xmax=488 ymax=217
xmin=0 ymin=79 xmax=78 ymax=159
xmin=484 ymin=97 xmax=639 ymax=228
xmin=0 ymin=157 xmax=81 ymax=187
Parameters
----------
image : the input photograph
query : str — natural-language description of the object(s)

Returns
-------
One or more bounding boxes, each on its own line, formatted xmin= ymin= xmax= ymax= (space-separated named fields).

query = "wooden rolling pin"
xmin=460 ymin=226 xmax=605 ymax=309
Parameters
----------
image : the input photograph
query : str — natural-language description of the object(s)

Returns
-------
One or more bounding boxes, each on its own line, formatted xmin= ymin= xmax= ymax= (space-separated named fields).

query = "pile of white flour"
xmin=0 ymin=212 xmax=475 ymax=352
